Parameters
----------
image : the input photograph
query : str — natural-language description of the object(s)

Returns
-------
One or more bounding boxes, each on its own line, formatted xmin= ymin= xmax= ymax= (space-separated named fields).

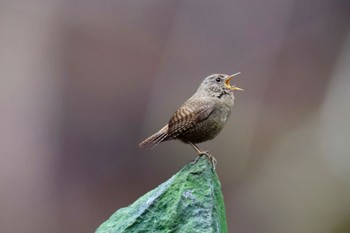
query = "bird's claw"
xmin=191 ymin=151 xmax=217 ymax=170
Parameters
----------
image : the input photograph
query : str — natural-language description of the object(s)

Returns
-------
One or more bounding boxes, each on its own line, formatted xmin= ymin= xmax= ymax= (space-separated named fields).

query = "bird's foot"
xmin=191 ymin=151 xmax=217 ymax=170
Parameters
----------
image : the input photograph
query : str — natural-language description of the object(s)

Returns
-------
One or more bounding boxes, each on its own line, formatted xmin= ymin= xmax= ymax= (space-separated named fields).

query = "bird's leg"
xmin=189 ymin=143 xmax=217 ymax=169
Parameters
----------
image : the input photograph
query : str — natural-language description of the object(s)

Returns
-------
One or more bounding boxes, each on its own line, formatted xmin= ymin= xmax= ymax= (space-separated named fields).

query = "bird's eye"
xmin=215 ymin=77 xmax=221 ymax=82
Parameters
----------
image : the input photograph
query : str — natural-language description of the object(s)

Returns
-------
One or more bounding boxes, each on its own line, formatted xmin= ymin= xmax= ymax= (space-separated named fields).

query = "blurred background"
xmin=1 ymin=0 xmax=350 ymax=232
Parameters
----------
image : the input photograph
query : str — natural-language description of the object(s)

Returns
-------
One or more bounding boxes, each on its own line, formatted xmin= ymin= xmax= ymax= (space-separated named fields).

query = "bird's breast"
xmin=179 ymin=102 xmax=232 ymax=144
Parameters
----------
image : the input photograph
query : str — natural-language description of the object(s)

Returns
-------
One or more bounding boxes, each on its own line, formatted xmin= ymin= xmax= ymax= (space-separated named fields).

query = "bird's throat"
xmin=217 ymin=91 xmax=228 ymax=99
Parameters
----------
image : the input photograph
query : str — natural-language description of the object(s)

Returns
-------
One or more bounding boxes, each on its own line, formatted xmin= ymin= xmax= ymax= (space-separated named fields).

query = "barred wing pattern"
xmin=166 ymin=100 xmax=215 ymax=140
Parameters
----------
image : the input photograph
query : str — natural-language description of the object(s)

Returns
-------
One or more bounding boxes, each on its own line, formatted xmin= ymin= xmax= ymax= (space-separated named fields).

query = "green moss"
xmin=96 ymin=156 xmax=228 ymax=233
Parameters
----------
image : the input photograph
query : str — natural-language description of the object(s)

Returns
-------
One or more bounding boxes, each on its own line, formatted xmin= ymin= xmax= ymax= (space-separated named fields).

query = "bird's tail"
xmin=139 ymin=125 xmax=169 ymax=149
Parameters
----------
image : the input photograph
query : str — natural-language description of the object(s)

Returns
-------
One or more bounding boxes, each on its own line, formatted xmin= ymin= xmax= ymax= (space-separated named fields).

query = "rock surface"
xmin=96 ymin=156 xmax=228 ymax=233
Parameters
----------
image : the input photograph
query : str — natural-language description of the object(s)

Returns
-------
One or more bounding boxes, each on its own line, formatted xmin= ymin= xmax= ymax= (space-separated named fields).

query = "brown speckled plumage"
xmin=139 ymin=73 xmax=242 ymax=165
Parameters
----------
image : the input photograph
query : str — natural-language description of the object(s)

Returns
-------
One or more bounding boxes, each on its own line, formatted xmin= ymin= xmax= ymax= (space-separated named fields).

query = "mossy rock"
xmin=96 ymin=156 xmax=228 ymax=233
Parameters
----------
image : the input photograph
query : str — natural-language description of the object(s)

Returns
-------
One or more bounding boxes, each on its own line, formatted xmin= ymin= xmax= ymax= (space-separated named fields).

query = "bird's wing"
xmin=166 ymin=100 xmax=215 ymax=140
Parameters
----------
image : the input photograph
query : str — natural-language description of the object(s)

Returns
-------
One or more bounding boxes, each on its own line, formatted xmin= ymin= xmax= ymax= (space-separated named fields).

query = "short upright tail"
xmin=139 ymin=125 xmax=169 ymax=149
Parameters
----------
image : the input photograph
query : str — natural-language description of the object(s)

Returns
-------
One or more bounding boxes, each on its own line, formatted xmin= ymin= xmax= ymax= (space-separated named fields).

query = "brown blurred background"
xmin=1 ymin=1 xmax=350 ymax=232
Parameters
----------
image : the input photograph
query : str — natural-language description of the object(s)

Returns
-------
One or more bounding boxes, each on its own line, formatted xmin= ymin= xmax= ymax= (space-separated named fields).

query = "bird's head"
xmin=197 ymin=73 xmax=243 ymax=97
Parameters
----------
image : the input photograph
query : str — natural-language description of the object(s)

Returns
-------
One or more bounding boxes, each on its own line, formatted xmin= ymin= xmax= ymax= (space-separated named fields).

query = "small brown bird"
xmin=139 ymin=73 xmax=243 ymax=167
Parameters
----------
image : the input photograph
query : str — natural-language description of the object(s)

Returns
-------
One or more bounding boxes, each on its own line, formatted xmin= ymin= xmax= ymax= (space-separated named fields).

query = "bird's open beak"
xmin=225 ymin=72 xmax=244 ymax=91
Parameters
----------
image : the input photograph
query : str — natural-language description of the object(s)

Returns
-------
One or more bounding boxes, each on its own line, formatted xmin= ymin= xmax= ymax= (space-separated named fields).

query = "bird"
xmin=139 ymin=73 xmax=243 ymax=168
